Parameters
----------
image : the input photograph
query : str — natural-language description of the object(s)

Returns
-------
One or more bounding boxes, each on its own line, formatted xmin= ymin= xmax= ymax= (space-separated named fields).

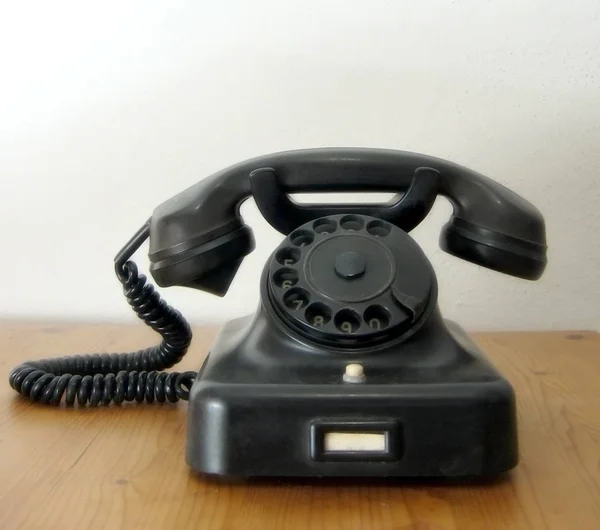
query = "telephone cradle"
xmin=9 ymin=148 xmax=547 ymax=480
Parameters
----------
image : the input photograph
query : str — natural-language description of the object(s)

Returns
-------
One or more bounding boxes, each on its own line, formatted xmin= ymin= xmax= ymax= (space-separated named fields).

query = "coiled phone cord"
xmin=9 ymin=223 xmax=197 ymax=406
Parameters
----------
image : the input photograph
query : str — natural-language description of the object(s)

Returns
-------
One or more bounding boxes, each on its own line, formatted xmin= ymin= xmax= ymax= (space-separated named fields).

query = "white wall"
xmin=1 ymin=1 xmax=599 ymax=330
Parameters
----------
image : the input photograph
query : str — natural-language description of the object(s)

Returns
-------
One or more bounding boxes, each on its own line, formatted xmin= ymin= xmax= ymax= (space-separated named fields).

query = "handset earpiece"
xmin=439 ymin=216 xmax=547 ymax=281
xmin=437 ymin=168 xmax=547 ymax=280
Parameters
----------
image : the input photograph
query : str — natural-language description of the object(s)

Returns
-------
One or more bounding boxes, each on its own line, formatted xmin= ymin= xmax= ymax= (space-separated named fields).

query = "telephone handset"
xmin=146 ymin=148 xmax=546 ymax=296
xmin=11 ymin=148 xmax=547 ymax=479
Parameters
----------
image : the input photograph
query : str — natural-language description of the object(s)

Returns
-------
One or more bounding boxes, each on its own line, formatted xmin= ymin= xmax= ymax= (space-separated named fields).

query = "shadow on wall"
xmin=2 ymin=55 xmax=599 ymax=330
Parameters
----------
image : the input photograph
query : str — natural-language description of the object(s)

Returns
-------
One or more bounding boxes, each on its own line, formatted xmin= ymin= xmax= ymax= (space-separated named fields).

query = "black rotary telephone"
xmin=10 ymin=148 xmax=547 ymax=479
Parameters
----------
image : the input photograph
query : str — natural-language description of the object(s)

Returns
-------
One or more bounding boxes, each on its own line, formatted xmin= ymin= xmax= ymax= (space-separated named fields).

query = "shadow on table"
xmin=193 ymin=471 xmax=512 ymax=489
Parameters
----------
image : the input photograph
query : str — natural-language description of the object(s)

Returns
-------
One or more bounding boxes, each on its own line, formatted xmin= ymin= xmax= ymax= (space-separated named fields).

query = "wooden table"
xmin=1 ymin=322 xmax=599 ymax=530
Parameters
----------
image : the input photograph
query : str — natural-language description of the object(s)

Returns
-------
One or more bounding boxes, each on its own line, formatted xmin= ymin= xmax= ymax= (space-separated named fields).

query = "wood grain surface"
xmin=0 ymin=321 xmax=599 ymax=530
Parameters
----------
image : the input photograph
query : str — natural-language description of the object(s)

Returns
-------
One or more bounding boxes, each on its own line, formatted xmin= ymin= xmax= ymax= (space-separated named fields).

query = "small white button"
xmin=343 ymin=363 xmax=365 ymax=383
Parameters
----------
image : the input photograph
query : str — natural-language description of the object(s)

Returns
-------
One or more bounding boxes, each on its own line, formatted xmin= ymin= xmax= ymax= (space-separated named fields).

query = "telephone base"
xmin=186 ymin=311 xmax=518 ymax=479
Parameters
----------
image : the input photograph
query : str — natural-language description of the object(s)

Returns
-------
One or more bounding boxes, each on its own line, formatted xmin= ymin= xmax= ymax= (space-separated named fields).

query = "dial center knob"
xmin=306 ymin=234 xmax=395 ymax=303
xmin=335 ymin=251 xmax=366 ymax=280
